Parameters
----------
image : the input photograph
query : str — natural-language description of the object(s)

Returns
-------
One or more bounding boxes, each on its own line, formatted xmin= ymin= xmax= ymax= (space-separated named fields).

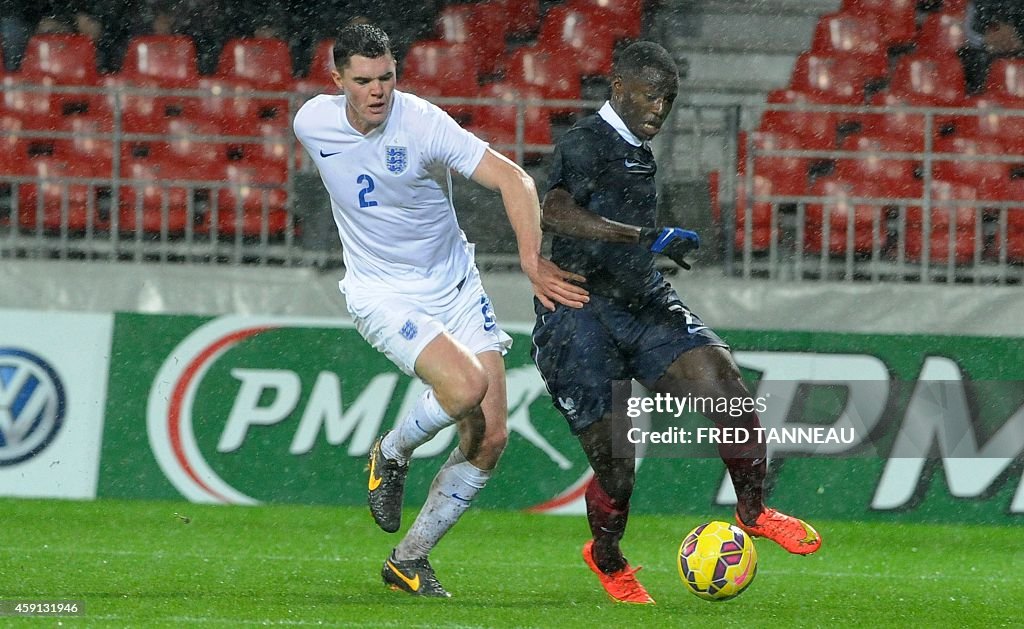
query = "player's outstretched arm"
xmin=470 ymin=149 xmax=589 ymax=310
xmin=543 ymin=188 xmax=700 ymax=269
xmin=542 ymin=188 xmax=641 ymax=242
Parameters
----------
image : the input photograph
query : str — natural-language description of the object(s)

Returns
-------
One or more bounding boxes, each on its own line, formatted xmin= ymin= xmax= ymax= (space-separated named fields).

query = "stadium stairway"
xmin=642 ymin=0 xmax=840 ymax=262
xmin=655 ymin=0 xmax=840 ymax=111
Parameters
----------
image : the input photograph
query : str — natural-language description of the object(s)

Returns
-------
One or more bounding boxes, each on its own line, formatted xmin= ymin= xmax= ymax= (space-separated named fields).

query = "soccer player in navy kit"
xmin=532 ymin=41 xmax=821 ymax=604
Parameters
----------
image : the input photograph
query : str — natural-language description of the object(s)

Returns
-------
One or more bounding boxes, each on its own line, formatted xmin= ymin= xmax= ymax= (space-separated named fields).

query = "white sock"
xmin=393 ymin=447 xmax=491 ymax=561
xmin=382 ymin=389 xmax=454 ymax=464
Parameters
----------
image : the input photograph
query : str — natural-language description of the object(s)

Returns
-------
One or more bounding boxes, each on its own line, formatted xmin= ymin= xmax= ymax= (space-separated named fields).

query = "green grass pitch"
xmin=1 ymin=498 xmax=1021 ymax=627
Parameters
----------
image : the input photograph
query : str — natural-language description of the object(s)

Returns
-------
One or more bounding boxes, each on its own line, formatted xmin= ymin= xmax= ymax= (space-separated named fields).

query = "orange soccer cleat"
xmin=581 ymin=540 xmax=656 ymax=605
xmin=735 ymin=507 xmax=821 ymax=555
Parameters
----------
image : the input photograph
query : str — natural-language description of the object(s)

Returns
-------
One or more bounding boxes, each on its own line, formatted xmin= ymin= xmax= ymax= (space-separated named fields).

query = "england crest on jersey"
xmin=385 ymin=145 xmax=408 ymax=174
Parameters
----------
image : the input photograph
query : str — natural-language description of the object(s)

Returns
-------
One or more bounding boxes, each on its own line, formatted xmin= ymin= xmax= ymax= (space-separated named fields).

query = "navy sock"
xmin=585 ymin=479 xmax=629 ymax=573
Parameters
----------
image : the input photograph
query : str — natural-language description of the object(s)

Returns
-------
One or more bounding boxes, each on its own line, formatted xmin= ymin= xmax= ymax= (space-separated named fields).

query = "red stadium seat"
xmin=490 ymin=0 xmax=541 ymax=37
xmin=466 ymin=81 xmax=551 ymax=160
xmin=437 ymin=4 xmax=508 ymax=76
xmin=734 ymin=173 xmax=781 ymax=252
xmin=2 ymin=111 xmax=115 ymax=176
xmin=987 ymin=178 xmax=1024 ymax=260
xmin=155 ymin=117 xmax=228 ymax=173
xmin=749 ymin=130 xmax=814 ymax=195
xmin=0 ymin=111 xmax=53 ymax=160
xmin=216 ymin=37 xmax=293 ymax=89
xmin=221 ymin=115 xmax=300 ymax=168
xmin=861 ymin=92 xmax=931 ymax=150
xmin=12 ymin=35 xmax=105 ymax=116
xmin=16 ymin=156 xmax=108 ymax=231
xmin=19 ymin=34 xmax=99 ymax=84
xmin=214 ymin=162 xmax=290 ymax=236
xmin=120 ymin=35 xmax=199 ymax=87
xmin=309 ymin=39 xmax=336 ymax=78
xmin=867 ymin=54 xmax=968 ymax=147
xmin=810 ymin=12 xmax=887 ymax=57
xmin=985 ymin=58 xmax=1024 ymax=100
xmin=216 ymin=38 xmax=293 ymax=123
xmin=120 ymin=111 xmax=168 ymax=159
xmin=759 ymin=88 xmax=841 ymax=148
xmin=904 ymin=180 xmax=979 ymax=263
xmin=932 ymin=136 xmax=1011 ymax=194
xmin=101 ymin=75 xmax=166 ymax=121
xmin=0 ymin=75 xmax=57 ymax=116
xmin=539 ymin=6 xmax=618 ymax=77
xmin=835 ymin=134 xmax=922 ymax=199
xmin=189 ymin=76 xmax=260 ymax=127
xmin=840 ymin=0 xmax=917 ymax=46
xmin=402 ymin=40 xmax=480 ymax=90
xmin=916 ymin=13 xmax=967 ymax=57
xmin=59 ymin=112 xmax=115 ymax=174
xmin=401 ymin=40 xmax=479 ymax=119
xmin=502 ymin=46 xmax=582 ymax=115
xmin=295 ymin=39 xmax=336 ymax=95
xmin=566 ymin=0 xmax=643 ymax=39
xmin=805 ymin=177 xmax=890 ymax=255
xmin=957 ymin=94 xmax=1024 ymax=151
xmin=789 ymin=51 xmax=888 ymax=104
xmin=118 ymin=158 xmax=198 ymax=233
xmin=887 ymin=54 xmax=967 ymax=105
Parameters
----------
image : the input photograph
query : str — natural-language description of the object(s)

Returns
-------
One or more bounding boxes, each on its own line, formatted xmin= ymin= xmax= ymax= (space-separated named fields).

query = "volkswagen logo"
xmin=0 ymin=348 xmax=67 ymax=466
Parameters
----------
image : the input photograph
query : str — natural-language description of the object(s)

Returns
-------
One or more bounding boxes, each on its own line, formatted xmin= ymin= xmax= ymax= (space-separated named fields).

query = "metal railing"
xmin=728 ymin=101 xmax=1024 ymax=284
xmin=6 ymin=83 xmax=1024 ymax=285
xmin=0 ymin=83 xmax=611 ymax=267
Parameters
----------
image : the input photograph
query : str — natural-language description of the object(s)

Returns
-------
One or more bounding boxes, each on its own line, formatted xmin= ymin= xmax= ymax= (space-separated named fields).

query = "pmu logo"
xmin=148 ymin=316 xmax=583 ymax=506
xmin=0 ymin=348 xmax=67 ymax=466
xmin=148 ymin=319 xmax=276 ymax=505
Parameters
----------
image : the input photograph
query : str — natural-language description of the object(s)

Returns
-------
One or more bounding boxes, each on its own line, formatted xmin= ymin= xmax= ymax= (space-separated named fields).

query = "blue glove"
xmin=639 ymin=227 xmax=700 ymax=270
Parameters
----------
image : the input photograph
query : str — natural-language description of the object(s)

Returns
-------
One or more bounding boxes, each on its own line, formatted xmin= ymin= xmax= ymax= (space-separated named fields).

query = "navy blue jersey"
xmin=547 ymin=113 xmax=664 ymax=302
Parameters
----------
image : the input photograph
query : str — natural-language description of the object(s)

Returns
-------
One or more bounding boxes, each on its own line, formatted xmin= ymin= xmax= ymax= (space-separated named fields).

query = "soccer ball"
xmin=677 ymin=520 xmax=758 ymax=601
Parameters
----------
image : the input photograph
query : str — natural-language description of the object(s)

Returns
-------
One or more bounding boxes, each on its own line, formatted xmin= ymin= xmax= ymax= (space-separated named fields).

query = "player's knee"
xmin=444 ymin=361 xmax=489 ymax=417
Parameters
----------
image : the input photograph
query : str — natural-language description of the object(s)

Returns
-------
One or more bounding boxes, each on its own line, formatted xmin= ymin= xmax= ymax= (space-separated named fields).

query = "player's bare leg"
xmin=576 ymin=417 xmax=654 ymax=604
xmin=381 ymin=345 xmax=508 ymax=596
xmin=655 ymin=346 xmax=821 ymax=555
xmin=369 ymin=333 xmax=487 ymax=533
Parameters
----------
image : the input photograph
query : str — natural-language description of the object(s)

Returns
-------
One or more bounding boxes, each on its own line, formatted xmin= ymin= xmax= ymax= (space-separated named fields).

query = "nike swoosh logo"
xmin=624 ymin=159 xmax=655 ymax=173
xmin=368 ymin=450 xmax=382 ymax=491
xmin=687 ymin=325 xmax=707 ymax=335
xmin=319 ymin=149 xmax=342 ymax=158
xmin=450 ymin=493 xmax=471 ymax=504
xmin=799 ymin=521 xmax=819 ymax=545
xmin=386 ymin=560 xmax=420 ymax=592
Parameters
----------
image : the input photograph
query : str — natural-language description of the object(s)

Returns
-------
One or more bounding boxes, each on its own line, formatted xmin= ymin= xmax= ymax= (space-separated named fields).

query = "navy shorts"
xmin=531 ymin=285 xmax=727 ymax=435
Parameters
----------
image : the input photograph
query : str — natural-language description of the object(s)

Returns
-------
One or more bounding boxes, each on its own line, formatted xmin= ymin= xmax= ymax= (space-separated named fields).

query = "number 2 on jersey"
xmin=357 ymin=174 xmax=378 ymax=208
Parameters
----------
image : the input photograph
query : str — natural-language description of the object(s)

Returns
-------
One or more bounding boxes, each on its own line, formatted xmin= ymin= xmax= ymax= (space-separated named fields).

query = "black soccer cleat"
xmin=382 ymin=551 xmax=451 ymax=598
xmin=367 ymin=431 xmax=408 ymax=533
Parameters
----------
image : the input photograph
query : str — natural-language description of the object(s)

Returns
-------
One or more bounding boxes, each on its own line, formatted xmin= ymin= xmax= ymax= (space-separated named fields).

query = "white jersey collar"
xmin=598 ymin=101 xmax=646 ymax=148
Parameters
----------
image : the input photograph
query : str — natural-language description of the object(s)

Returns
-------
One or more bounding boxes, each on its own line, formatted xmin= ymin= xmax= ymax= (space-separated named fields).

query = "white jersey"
xmin=293 ymin=90 xmax=488 ymax=302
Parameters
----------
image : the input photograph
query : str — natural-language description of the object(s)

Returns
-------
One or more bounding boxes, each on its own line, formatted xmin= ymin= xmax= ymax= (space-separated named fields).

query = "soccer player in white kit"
xmin=293 ymin=24 xmax=588 ymax=597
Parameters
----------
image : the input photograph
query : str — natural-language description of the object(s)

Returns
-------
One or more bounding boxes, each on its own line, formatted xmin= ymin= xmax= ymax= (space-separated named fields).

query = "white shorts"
xmin=345 ymin=265 xmax=513 ymax=377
